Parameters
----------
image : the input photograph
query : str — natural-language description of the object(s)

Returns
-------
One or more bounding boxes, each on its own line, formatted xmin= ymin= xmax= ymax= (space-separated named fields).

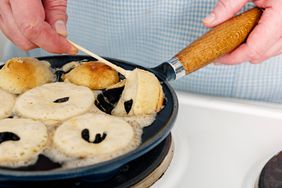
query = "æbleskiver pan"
xmin=0 ymin=8 xmax=262 ymax=181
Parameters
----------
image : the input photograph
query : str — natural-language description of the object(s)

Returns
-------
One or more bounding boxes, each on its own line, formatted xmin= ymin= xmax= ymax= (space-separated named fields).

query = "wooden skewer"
xmin=68 ymin=40 xmax=129 ymax=76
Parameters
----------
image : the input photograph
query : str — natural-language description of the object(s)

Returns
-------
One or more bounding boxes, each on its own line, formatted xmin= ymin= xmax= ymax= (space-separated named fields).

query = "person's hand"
xmin=0 ymin=0 xmax=77 ymax=54
xmin=203 ymin=0 xmax=282 ymax=64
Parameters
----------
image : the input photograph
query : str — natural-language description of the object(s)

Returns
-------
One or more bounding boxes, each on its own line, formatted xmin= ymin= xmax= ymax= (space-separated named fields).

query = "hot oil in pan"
xmin=0 ymin=155 xmax=61 ymax=171
xmin=2 ymin=112 xmax=155 ymax=171
xmin=0 ymin=105 xmax=155 ymax=171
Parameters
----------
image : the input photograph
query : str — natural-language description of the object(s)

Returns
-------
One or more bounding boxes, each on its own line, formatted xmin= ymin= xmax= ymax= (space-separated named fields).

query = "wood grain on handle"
xmin=176 ymin=8 xmax=262 ymax=75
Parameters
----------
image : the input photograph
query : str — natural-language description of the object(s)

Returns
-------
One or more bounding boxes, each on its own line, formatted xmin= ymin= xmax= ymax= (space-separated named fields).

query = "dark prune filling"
xmin=102 ymin=87 xmax=124 ymax=104
xmin=0 ymin=132 xmax=20 ymax=144
xmin=53 ymin=97 xmax=69 ymax=103
xmin=124 ymin=99 xmax=133 ymax=114
xmin=81 ymin=129 xmax=107 ymax=144
xmin=54 ymin=70 xmax=65 ymax=82
xmin=95 ymin=86 xmax=124 ymax=114
xmin=54 ymin=67 xmax=74 ymax=82
xmin=95 ymin=95 xmax=115 ymax=114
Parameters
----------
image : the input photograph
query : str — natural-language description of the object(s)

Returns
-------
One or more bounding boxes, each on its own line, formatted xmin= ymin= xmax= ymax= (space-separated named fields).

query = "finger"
xmin=252 ymin=38 xmax=282 ymax=63
xmin=203 ymin=0 xmax=248 ymax=27
xmin=10 ymin=0 xmax=76 ymax=54
xmin=0 ymin=0 xmax=36 ymax=50
xmin=215 ymin=44 xmax=250 ymax=64
xmin=215 ymin=8 xmax=282 ymax=64
xmin=217 ymin=38 xmax=282 ymax=64
xmin=254 ymin=0 xmax=280 ymax=8
xmin=43 ymin=0 xmax=68 ymax=37
xmin=0 ymin=19 xmax=37 ymax=51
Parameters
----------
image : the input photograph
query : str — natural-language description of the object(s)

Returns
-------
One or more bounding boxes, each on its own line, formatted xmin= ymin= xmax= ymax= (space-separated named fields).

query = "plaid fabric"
xmin=3 ymin=0 xmax=282 ymax=103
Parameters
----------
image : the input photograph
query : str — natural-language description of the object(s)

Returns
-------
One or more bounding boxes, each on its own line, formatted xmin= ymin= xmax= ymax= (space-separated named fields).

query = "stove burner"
xmin=0 ymin=134 xmax=173 ymax=188
xmin=259 ymin=151 xmax=282 ymax=188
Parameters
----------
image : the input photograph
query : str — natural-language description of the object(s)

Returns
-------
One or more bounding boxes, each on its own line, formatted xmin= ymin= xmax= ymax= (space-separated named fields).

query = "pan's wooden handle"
xmin=175 ymin=7 xmax=262 ymax=75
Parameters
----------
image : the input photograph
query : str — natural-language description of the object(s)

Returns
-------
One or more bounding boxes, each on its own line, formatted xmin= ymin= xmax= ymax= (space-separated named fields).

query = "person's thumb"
xmin=203 ymin=0 xmax=249 ymax=28
xmin=43 ymin=0 xmax=68 ymax=37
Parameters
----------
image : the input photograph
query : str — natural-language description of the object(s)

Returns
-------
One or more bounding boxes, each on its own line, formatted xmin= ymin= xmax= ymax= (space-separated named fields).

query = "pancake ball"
xmin=0 ymin=57 xmax=54 ymax=94
xmin=63 ymin=61 xmax=119 ymax=90
xmin=15 ymin=82 xmax=95 ymax=126
xmin=0 ymin=89 xmax=15 ymax=119
xmin=52 ymin=113 xmax=142 ymax=166
xmin=0 ymin=118 xmax=48 ymax=167
xmin=112 ymin=68 xmax=164 ymax=116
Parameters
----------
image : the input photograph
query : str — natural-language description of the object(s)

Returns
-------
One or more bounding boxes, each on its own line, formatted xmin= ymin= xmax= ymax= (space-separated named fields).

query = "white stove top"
xmin=153 ymin=91 xmax=282 ymax=188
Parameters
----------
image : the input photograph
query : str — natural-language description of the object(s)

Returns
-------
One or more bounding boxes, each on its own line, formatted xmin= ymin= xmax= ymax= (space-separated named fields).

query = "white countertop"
xmin=153 ymin=91 xmax=282 ymax=188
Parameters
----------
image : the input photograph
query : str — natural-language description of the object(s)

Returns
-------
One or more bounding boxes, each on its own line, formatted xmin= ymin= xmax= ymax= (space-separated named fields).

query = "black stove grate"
xmin=259 ymin=150 xmax=282 ymax=188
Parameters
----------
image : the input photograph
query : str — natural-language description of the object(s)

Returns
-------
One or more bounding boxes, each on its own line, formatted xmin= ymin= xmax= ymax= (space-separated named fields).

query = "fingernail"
xmin=55 ymin=20 xmax=68 ymax=37
xmin=203 ymin=13 xmax=216 ymax=24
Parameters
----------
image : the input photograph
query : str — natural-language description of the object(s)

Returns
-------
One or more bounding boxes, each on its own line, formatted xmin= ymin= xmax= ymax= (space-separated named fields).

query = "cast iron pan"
xmin=0 ymin=55 xmax=178 ymax=181
xmin=0 ymin=8 xmax=262 ymax=181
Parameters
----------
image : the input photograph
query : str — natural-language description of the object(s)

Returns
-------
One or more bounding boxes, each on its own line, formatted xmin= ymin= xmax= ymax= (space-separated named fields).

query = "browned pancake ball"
xmin=0 ymin=57 xmax=54 ymax=94
xmin=63 ymin=61 xmax=119 ymax=90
